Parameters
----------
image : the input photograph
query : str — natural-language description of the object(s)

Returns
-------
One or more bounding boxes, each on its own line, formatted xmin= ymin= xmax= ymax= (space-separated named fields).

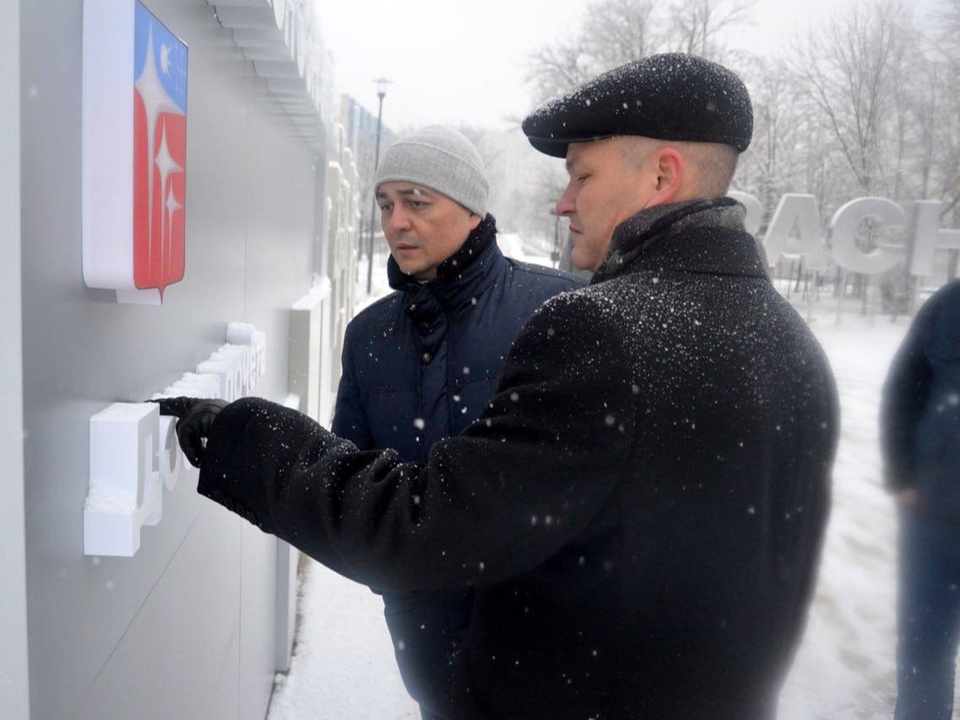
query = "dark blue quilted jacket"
xmin=332 ymin=214 xmax=582 ymax=462
xmin=331 ymin=214 xmax=581 ymax=713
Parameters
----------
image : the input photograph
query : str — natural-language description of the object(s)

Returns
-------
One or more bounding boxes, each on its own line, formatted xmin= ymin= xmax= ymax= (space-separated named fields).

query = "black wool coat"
xmin=198 ymin=198 xmax=839 ymax=720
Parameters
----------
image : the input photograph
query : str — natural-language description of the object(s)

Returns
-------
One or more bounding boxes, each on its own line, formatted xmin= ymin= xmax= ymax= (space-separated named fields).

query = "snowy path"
xmin=269 ymin=282 xmax=954 ymax=719
xmin=266 ymin=560 xmax=420 ymax=720
xmin=779 ymin=312 xmax=910 ymax=719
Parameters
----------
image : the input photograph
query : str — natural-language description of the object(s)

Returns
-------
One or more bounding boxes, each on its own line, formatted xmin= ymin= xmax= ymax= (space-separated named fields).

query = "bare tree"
xmin=925 ymin=0 xmax=960 ymax=216
xmin=525 ymin=0 xmax=754 ymax=103
xmin=666 ymin=0 xmax=755 ymax=60
xmin=581 ymin=0 xmax=661 ymax=70
xmin=929 ymin=0 xmax=960 ymax=69
xmin=457 ymin=124 xmax=505 ymax=176
xmin=737 ymin=57 xmax=806 ymax=214
xmin=790 ymin=0 xmax=915 ymax=196
xmin=525 ymin=39 xmax=593 ymax=105
xmin=931 ymin=79 xmax=960 ymax=216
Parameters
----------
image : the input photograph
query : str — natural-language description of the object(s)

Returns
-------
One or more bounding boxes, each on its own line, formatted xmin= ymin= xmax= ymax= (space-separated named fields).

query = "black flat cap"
xmin=522 ymin=53 xmax=753 ymax=158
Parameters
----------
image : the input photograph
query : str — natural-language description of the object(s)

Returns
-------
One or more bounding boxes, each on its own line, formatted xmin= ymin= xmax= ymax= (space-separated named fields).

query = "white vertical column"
xmin=0 ymin=0 xmax=30 ymax=717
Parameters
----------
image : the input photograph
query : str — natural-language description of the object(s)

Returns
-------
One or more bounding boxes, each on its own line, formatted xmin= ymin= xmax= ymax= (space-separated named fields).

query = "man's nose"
xmin=386 ymin=206 xmax=412 ymax=232
xmin=556 ymin=183 xmax=575 ymax=216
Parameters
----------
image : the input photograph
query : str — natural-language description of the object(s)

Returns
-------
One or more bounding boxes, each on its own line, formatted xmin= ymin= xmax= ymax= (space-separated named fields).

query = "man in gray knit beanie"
xmin=335 ymin=125 xmax=580 ymax=718
xmin=372 ymin=125 xmax=490 ymax=281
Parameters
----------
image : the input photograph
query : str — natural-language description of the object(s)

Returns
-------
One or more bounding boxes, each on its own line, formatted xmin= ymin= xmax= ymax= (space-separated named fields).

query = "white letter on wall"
xmin=830 ymin=197 xmax=906 ymax=275
xmin=763 ymin=194 xmax=831 ymax=271
xmin=84 ymin=403 xmax=162 ymax=556
xmin=908 ymin=200 xmax=960 ymax=278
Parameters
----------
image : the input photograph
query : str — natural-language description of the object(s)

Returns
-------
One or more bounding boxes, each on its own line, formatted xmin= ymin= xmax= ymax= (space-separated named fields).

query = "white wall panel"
xmin=0 ymin=0 xmax=29 ymax=718
xmin=20 ymin=1 xmax=326 ymax=718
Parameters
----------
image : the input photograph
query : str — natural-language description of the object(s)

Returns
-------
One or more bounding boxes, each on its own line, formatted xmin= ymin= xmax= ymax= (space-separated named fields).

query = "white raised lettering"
xmin=829 ymin=197 xmax=905 ymax=275
xmin=86 ymin=323 xmax=267 ymax=556
xmin=908 ymin=200 xmax=960 ymax=277
xmin=764 ymin=194 xmax=831 ymax=271
xmin=84 ymin=403 xmax=162 ymax=556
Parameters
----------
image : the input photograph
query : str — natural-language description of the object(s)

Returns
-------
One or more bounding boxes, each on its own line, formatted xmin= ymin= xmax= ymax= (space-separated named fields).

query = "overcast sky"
xmin=313 ymin=0 xmax=922 ymax=131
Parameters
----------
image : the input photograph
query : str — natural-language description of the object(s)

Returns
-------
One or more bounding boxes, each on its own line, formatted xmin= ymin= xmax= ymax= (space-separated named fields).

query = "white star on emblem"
xmin=160 ymin=43 xmax=171 ymax=75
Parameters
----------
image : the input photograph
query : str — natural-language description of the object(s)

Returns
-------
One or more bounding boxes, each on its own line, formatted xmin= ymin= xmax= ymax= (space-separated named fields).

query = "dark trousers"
xmin=382 ymin=587 xmax=473 ymax=720
xmin=896 ymin=510 xmax=960 ymax=719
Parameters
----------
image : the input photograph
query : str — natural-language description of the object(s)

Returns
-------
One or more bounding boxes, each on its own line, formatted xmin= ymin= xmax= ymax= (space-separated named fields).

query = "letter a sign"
xmin=82 ymin=1 xmax=188 ymax=304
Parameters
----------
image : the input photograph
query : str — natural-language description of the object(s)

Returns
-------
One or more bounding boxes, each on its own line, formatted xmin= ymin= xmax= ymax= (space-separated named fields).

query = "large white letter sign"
xmin=909 ymin=200 xmax=960 ymax=277
xmin=764 ymin=194 xmax=831 ymax=271
xmin=732 ymin=191 xmax=959 ymax=277
xmin=82 ymin=0 xmax=188 ymax=304
xmin=829 ymin=198 xmax=905 ymax=275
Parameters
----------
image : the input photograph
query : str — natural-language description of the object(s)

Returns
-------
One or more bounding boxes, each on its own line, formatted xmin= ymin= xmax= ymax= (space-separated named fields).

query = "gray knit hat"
xmin=374 ymin=126 xmax=489 ymax=216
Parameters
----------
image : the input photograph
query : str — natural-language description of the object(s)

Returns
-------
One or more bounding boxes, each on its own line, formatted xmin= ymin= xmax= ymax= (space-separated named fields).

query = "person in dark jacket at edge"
xmin=331 ymin=125 xmax=582 ymax=719
xmin=881 ymin=279 xmax=960 ymax=720
xmin=160 ymin=54 xmax=839 ymax=720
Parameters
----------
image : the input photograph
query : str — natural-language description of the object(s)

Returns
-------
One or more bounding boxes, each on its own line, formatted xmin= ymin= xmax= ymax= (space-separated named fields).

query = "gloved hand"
xmin=152 ymin=397 xmax=229 ymax=468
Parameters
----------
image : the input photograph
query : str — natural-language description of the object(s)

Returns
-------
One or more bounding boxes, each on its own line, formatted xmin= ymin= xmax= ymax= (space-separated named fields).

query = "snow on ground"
xmin=779 ymin=307 xmax=909 ymax=719
xmin=266 ymin=559 xmax=420 ymax=720
xmin=269 ymin=258 xmax=949 ymax=719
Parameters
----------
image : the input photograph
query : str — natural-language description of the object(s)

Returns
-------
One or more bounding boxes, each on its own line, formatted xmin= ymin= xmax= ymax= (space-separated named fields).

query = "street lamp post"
xmin=366 ymin=77 xmax=391 ymax=295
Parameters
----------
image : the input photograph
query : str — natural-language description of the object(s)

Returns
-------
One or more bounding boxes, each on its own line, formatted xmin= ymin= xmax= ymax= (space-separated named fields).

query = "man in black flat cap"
xmin=160 ymin=54 xmax=838 ymax=719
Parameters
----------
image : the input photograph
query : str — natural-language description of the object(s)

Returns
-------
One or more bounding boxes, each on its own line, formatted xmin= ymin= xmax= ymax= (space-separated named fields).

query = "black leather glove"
xmin=153 ymin=397 xmax=229 ymax=468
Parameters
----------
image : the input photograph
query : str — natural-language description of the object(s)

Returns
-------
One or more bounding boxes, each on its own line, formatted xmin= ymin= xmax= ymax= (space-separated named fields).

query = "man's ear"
xmin=468 ymin=212 xmax=483 ymax=230
xmin=650 ymin=147 xmax=684 ymax=206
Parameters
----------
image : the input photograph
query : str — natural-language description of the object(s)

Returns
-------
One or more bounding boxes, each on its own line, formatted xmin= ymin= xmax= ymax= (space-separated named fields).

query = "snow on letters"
xmin=83 ymin=323 xmax=266 ymax=557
